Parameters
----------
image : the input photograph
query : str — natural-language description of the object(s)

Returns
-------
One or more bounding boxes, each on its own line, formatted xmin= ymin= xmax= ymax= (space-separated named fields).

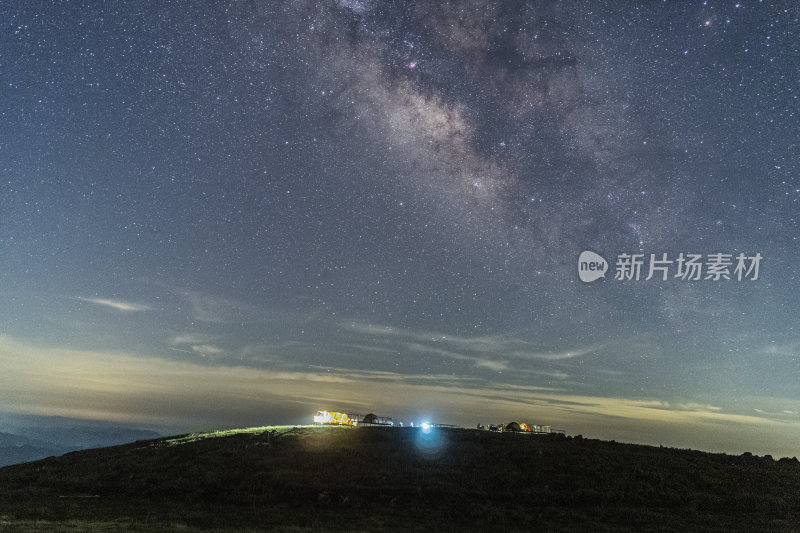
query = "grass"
xmin=161 ymin=425 xmax=311 ymax=446
xmin=0 ymin=426 xmax=798 ymax=531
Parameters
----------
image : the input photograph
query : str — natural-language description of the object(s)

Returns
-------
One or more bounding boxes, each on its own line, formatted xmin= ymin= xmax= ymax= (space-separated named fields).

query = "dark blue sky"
xmin=0 ymin=1 xmax=797 ymax=456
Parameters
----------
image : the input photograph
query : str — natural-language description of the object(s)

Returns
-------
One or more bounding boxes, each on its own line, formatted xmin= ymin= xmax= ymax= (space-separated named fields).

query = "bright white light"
xmin=421 ymin=421 xmax=431 ymax=433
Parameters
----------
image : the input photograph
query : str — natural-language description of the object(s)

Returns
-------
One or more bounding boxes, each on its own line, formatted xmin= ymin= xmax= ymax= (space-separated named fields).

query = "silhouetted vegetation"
xmin=0 ymin=426 xmax=798 ymax=531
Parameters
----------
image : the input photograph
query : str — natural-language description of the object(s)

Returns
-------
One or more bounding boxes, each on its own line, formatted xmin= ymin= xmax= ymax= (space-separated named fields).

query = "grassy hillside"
xmin=0 ymin=425 xmax=798 ymax=531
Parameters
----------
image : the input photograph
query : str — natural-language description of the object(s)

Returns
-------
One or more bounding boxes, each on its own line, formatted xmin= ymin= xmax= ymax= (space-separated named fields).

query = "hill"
xmin=0 ymin=425 xmax=798 ymax=531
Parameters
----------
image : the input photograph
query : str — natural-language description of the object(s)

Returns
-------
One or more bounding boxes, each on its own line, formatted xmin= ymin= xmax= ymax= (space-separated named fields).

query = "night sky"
xmin=1 ymin=1 xmax=798 ymax=456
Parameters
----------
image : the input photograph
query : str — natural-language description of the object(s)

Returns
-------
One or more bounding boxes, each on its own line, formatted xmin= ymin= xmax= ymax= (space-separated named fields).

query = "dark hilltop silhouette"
xmin=0 ymin=425 xmax=798 ymax=531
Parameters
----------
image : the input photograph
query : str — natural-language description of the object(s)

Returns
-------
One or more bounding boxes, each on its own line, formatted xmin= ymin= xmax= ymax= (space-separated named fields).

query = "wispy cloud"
xmin=171 ymin=333 xmax=224 ymax=358
xmin=190 ymin=344 xmax=224 ymax=357
xmin=76 ymin=297 xmax=151 ymax=312
xmin=171 ymin=333 xmax=213 ymax=345
xmin=509 ymin=347 xmax=596 ymax=361
xmin=676 ymin=403 xmax=722 ymax=412
xmin=342 ymin=319 xmax=601 ymax=372
xmin=144 ymin=281 xmax=270 ymax=324
xmin=760 ymin=343 xmax=799 ymax=357
xmin=753 ymin=408 xmax=798 ymax=417
xmin=405 ymin=342 xmax=508 ymax=372
xmin=180 ymin=289 xmax=265 ymax=324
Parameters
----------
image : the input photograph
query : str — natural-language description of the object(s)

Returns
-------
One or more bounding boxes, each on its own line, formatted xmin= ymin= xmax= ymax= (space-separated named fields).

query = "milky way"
xmin=0 ymin=1 xmax=798 ymax=456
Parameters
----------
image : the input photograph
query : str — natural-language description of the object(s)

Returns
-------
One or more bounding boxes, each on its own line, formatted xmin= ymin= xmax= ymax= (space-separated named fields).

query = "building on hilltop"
xmin=358 ymin=413 xmax=394 ymax=426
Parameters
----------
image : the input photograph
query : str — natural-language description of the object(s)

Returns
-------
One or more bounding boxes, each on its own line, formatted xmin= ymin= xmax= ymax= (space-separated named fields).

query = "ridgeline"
xmin=0 ymin=425 xmax=798 ymax=531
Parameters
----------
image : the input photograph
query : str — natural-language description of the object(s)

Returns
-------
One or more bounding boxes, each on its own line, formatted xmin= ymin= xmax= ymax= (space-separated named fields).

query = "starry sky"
xmin=0 ymin=1 xmax=798 ymax=456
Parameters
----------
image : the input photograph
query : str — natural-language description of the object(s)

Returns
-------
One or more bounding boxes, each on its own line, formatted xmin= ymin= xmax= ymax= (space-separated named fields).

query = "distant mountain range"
xmin=0 ymin=415 xmax=161 ymax=467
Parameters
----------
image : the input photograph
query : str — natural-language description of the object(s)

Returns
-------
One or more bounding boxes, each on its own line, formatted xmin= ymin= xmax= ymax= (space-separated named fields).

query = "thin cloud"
xmin=343 ymin=320 xmax=600 ymax=368
xmin=191 ymin=344 xmax=224 ymax=357
xmin=405 ymin=342 xmax=508 ymax=372
xmin=761 ymin=343 xmax=799 ymax=357
xmin=509 ymin=347 xmax=595 ymax=361
xmin=171 ymin=333 xmax=225 ymax=358
xmin=180 ymin=289 xmax=265 ymax=324
xmin=171 ymin=333 xmax=214 ymax=345
xmin=76 ymin=297 xmax=151 ymax=312
xmin=144 ymin=281 xmax=270 ymax=324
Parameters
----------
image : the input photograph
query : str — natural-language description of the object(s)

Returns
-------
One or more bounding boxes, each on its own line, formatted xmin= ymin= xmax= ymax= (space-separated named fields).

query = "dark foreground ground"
xmin=0 ymin=425 xmax=798 ymax=531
